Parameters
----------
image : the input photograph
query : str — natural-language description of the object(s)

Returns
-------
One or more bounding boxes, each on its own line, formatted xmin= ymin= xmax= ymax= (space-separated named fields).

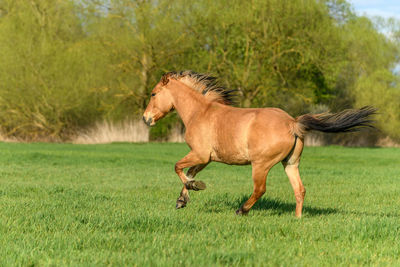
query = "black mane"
xmin=162 ymin=70 xmax=237 ymax=106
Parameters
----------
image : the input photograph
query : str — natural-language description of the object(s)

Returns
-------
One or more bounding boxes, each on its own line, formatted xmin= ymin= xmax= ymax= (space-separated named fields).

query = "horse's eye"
xmin=151 ymin=93 xmax=156 ymax=97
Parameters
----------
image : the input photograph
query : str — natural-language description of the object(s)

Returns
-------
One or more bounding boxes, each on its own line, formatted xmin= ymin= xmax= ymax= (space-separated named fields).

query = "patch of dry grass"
xmin=73 ymin=120 xmax=149 ymax=144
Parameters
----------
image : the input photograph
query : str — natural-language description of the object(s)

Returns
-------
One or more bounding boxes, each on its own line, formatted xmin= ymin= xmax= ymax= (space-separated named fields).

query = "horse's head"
xmin=142 ymin=75 xmax=174 ymax=126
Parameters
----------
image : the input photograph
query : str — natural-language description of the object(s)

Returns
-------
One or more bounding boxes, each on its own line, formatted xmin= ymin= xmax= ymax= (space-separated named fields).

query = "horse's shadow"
xmin=204 ymin=194 xmax=400 ymax=218
xmin=204 ymin=194 xmax=338 ymax=216
xmin=240 ymin=195 xmax=338 ymax=216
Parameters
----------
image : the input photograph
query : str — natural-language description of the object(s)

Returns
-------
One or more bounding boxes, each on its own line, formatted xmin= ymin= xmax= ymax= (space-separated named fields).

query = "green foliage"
xmin=354 ymin=69 xmax=400 ymax=140
xmin=0 ymin=0 xmax=399 ymax=141
xmin=0 ymin=0 xmax=106 ymax=140
xmin=149 ymin=113 xmax=182 ymax=141
xmin=0 ymin=143 xmax=400 ymax=265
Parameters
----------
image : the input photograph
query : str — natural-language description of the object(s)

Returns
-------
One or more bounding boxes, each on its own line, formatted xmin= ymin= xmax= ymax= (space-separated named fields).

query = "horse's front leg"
xmin=176 ymin=163 xmax=209 ymax=208
xmin=187 ymin=163 xmax=208 ymax=180
xmin=175 ymin=152 xmax=208 ymax=209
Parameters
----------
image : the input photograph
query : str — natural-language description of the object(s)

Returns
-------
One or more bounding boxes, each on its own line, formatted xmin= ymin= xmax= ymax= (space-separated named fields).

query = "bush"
xmin=0 ymin=0 xmax=399 ymax=142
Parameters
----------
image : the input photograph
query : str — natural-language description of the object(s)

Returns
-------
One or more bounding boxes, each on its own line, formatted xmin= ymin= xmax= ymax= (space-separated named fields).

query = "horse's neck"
xmin=169 ymin=81 xmax=208 ymax=127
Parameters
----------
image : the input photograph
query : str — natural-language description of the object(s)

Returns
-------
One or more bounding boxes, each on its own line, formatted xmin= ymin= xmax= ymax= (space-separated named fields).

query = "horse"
xmin=142 ymin=71 xmax=376 ymax=217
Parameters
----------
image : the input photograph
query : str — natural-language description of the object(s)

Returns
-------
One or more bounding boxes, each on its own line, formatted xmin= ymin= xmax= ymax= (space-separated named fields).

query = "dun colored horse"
xmin=143 ymin=71 xmax=376 ymax=217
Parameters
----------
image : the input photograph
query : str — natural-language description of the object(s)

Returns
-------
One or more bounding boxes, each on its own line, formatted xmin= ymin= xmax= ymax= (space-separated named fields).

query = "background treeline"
xmin=0 ymin=0 xmax=399 ymax=142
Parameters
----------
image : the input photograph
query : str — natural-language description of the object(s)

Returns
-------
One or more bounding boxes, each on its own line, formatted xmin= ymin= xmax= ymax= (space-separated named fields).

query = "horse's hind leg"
xmin=282 ymin=138 xmax=306 ymax=218
xmin=236 ymin=162 xmax=273 ymax=215
xmin=284 ymin=163 xmax=305 ymax=217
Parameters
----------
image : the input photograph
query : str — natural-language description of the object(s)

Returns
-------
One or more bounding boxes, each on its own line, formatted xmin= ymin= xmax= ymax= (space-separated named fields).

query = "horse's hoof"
xmin=176 ymin=199 xmax=187 ymax=209
xmin=192 ymin=180 xmax=206 ymax=191
xmin=185 ymin=180 xmax=206 ymax=191
xmin=235 ymin=209 xmax=248 ymax=216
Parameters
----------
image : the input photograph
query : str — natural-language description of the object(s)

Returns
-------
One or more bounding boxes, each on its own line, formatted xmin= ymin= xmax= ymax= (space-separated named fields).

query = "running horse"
xmin=142 ymin=71 xmax=376 ymax=217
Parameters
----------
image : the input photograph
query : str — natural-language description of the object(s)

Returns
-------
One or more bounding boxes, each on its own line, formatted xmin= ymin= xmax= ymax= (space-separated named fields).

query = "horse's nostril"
xmin=142 ymin=116 xmax=153 ymax=126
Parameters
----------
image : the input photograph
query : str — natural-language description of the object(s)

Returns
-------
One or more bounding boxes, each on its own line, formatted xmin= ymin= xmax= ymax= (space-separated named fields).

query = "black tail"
xmin=296 ymin=106 xmax=377 ymax=134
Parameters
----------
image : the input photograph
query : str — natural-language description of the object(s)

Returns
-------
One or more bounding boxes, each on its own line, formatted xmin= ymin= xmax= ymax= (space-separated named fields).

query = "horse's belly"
xmin=210 ymin=147 xmax=250 ymax=165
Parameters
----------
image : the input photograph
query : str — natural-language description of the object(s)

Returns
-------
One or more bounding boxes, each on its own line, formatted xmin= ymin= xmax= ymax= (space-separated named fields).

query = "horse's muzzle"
xmin=142 ymin=116 xmax=153 ymax=127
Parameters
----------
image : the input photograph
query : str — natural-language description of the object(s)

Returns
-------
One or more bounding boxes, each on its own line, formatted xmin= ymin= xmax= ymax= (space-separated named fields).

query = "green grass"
xmin=0 ymin=143 xmax=399 ymax=266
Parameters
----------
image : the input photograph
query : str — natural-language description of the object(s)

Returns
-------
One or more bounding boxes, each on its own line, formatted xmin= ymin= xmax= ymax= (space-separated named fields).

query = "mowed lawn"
xmin=0 ymin=142 xmax=399 ymax=266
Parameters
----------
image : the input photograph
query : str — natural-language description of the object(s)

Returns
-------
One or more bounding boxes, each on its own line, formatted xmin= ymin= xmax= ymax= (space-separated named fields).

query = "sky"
xmin=348 ymin=1 xmax=400 ymax=73
xmin=349 ymin=0 xmax=400 ymax=20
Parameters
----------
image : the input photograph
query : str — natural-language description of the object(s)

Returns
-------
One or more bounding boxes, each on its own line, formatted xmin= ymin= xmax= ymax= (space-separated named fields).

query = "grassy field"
xmin=0 ymin=142 xmax=399 ymax=266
